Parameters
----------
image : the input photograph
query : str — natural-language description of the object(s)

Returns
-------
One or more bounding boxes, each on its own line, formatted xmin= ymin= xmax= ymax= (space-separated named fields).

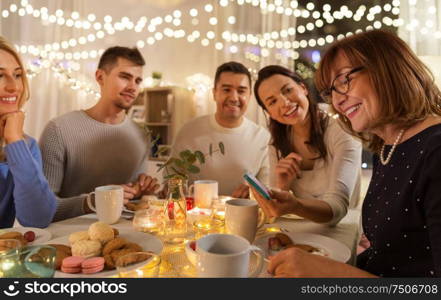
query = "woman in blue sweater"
xmin=0 ymin=37 xmax=56 ymax=228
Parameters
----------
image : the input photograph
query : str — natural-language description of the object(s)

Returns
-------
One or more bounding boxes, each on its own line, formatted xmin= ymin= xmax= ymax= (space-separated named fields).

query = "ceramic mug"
xmin=195 ymin=233 xmax=264 ymax=278
xmin=189 ymin=180 xmax=218 ymax=209
xmin=225 ymin=198 xmax=265 ymax=243
xmin=87 ymin=185 xmax=124 ymax=224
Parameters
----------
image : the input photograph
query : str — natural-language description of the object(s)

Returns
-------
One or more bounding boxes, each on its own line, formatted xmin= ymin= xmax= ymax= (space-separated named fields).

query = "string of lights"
xmin=6 ymin=0 xmax=438 ymax=97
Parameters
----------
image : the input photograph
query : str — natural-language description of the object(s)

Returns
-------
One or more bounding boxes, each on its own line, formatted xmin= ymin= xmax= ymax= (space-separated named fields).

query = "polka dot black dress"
xmin=357 ymin=124 xmax=441 ymax=277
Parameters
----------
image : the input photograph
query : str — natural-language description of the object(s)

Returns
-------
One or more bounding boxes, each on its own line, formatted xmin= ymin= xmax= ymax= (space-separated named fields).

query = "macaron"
xmin=81 ymin=257 xmax=105 ymax=274
xmin=61 ymin=256 xmax=85 ymax=274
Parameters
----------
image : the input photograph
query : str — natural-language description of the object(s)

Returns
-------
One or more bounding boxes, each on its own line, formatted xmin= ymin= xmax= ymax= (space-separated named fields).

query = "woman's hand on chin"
xmin=1 ymin=111 xmax=25 ymax=144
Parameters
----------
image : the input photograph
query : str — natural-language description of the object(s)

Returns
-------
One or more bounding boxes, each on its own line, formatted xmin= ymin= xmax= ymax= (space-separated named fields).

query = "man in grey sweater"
xmin=39 ymin=46 xmax=159 ymax=221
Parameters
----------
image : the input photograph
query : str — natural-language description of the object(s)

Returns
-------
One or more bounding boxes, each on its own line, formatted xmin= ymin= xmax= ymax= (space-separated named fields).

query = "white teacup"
xmin=189 ymin=180 xmax=218 ymax=209
xmin=87 ymin=185 xmax=124 ymax=224
xmin=225 ymin=198 xmax=265 ymax=243
xmin=195 ymin=233 xmax=264 ymax=278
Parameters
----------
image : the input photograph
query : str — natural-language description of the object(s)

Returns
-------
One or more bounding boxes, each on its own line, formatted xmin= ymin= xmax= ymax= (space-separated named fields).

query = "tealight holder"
xmin=192 ymin=217 xmax=224 ymax=240
xmin=132 ymin=207 xmax=164 ymax=235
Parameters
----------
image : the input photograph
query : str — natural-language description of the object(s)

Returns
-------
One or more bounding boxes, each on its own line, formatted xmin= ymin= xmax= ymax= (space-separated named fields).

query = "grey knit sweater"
xmin=39 ymin=111 xmax=150 ymax=221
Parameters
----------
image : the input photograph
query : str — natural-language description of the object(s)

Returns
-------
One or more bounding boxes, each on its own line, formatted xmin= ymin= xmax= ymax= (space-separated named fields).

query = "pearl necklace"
xmin=380 ymin=129 xmax=405 ymax=165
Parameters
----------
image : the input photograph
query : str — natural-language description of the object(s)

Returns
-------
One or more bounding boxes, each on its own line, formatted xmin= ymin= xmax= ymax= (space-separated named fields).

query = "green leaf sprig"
xmin=157 ymin=142 xmax=225 ymax=180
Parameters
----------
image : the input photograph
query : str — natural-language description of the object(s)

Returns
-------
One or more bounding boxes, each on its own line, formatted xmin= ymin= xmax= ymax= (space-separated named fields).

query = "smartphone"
xmin=243 ymin=172 xmax=271 ymax=200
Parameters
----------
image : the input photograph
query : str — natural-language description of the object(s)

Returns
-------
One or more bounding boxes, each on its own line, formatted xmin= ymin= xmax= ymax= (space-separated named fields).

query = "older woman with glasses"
xmin=251 ymin=29 xmax=441 ymax=277
xmin=252 ymin=65 xmax=362 ymax=225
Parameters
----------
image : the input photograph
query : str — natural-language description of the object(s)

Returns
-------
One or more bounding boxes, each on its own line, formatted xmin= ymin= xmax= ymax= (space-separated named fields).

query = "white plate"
xmin=46 ymin=229 xmax=163 ymax=278
xmin=0 ymin=227 xmax=52 ymax=245
xmin=254 ymin=232 xmax=351 ymax=263
xmin=280 ymin=214 xmax=303 ymax=220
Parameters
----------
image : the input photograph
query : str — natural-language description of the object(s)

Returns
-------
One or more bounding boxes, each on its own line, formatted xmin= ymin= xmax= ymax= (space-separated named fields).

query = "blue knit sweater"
xmin=0 ymin=137 xmax=56 ymax=228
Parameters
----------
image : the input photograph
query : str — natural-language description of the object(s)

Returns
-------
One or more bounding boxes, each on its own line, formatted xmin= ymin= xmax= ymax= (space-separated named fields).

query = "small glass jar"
xmin=163 ymin=178 xmax=188 ymax=244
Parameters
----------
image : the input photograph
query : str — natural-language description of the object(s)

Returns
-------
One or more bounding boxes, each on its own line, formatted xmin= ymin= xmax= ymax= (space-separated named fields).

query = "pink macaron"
xmin=81 ymin=257 xmax=105 ymax=274
xmin=61 ymin=256 xmax=85 ymax=274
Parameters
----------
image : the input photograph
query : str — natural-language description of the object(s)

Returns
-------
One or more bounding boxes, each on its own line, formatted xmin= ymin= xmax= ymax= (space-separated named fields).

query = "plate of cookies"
xmin=0 ymin=227 xmax=52 ymax=246
xmin=253 ymin=232 xmax=351 ymax=263
xmin=46 ymin=222 xmax=163 ymax=278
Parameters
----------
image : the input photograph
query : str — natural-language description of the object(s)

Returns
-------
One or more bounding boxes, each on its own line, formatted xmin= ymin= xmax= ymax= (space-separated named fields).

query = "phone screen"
xmin=243 ymin=172 xmax=271 ymax=200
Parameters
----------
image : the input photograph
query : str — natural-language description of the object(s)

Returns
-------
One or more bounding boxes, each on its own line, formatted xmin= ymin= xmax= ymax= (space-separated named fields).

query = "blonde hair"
xmin=0 ymin=36 xmax=29 ymax=161
xmin=315 ymin=30 xmax=441 ymax=153
xmin=0 ymin=36 xmax=29 ymax=108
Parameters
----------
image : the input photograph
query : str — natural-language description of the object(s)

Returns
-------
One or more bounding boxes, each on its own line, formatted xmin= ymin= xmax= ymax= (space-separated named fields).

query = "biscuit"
xmin=88 ymin=222 xmax=114 ymax=245
xmin=102 ymin=237 xmax=127 ymax=255
xmin=275 ymin=233 xmax=293 ymax=246
xmin=61 ymin=256 xmax=85 ymax=274
xmin=54 ymin=250 xmax=71 ymax=270
xmin=82 ymin=257 xmax=105 ymax=274
xmin=103 ymin=254 xmax=115 ymax=270
xmin=125 ymin=202 xmax=138 ymax=211
xmin=124 ymin=242 xmax=142 ymax=252
xmin=116 ymin=252 xmax=150 ymax=267
xmin=0 ymin=231 xmax=23 ymax=240
xmin=112 ymin=228 xmax=119 ymax=237
xmin=13 ymin=236 xmax=28 ymax=246
xmin=48 ymin=244 xmax=72 ymax=256
xmin=110 ymin=248 xmax=136 ymax=263
xmin=68 ymin=231 xmax=89 ymax=245
xmin=48 ymin=244 xmax=72 ymax=270
xmin=72 ymin=240 xmax=102 ymax=258
xmin=125 ymin=200 xmax=149 ymax=212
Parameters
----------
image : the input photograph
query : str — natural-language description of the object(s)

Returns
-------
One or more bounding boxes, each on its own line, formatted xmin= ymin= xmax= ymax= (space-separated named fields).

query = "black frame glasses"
xmin=320 ymin=66 xmax=364 ymax=102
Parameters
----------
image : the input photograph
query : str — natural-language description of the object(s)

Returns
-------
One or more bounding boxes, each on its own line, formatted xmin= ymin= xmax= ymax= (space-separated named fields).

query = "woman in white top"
xmin=253 ymin=65 xmax=362 ymax=225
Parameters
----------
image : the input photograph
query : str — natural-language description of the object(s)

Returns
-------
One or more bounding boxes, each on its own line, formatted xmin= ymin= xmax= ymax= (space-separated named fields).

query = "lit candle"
xmin=132 ymin=209 xmax=162 ymax=234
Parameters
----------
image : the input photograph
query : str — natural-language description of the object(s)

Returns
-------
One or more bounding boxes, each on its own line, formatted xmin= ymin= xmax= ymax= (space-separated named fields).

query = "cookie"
xmin=125 ymin=202 xmax=138 ymax=211
xmin=102 ymin=237 xmax=127 ymax=255
xmin=104 ymin=254 xmax=115 ymax=270
xmin=72 ymin=240 xmax=102 ymax=258
xmin=275 ymin=233 xmax=293 ymax=246
xmin=48 ymin=244 xmax=72 ymax=256
xmin=61 ymin=256 xmax=85 ymax=274
xmin=68 ymin=231 xmax=89 ymax=245
xmin=88 ymin=222 xmax=114 ymax=245
xmin=116 ymin=252 xmax=151 ymax=267
xmin=124 ymin=242 xmax=142 ymax=252
xmin=110 ymin=248 xmax=136 ymax=263
xmin=82 ymin=257 xmax=105 ymax=274
xmin=49 ymin=244 xmax=72 ymax=270
xmin=0 ymin=231 xmax=23 ymax=240
xmin=112 ymin=228 xmax=119 ymax=237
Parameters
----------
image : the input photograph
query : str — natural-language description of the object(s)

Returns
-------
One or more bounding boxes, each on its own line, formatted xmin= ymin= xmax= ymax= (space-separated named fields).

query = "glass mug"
xmin=0 ymin=245 xmax=56 ymax=278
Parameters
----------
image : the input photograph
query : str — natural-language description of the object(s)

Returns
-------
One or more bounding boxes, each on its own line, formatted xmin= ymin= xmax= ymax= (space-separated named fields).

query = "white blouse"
xmin=269 ymin=116 xmax=362 ymax=226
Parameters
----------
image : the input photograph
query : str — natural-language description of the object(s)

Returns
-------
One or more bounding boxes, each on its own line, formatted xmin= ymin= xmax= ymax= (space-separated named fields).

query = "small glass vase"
xmin=163 ymin=177 xmax=188 ymax=244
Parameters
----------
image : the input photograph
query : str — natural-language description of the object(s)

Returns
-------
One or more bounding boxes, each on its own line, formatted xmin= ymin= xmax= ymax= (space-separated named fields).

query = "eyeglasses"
xmin=320 ymin=66 xmax=364 ymax=102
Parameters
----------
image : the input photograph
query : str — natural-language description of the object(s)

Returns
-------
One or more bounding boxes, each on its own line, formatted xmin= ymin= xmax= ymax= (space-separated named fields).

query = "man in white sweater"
xmin=171 ymin=62 xmax=270 ymax=197
xmin=39 ymin=46 xmax=159 ymax=221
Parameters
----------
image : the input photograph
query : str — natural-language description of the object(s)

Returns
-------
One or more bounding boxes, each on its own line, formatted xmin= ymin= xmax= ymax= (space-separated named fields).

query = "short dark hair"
xmin=98 ymin=46 xmax=145 ymax=72
xmin=214 ymin=61 xmax=251 ymax=88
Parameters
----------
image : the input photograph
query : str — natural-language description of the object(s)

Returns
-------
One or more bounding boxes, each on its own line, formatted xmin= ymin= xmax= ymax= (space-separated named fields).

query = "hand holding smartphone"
xmin=243 ymin=172 xmax=271 ymax=200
